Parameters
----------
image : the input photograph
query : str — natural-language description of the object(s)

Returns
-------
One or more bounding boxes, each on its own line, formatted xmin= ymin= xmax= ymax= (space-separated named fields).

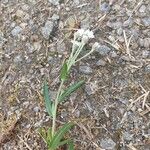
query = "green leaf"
xmin=38 ymin=128 xmax=48 ymax=143
xmin=50 ymin=122 xmax=74 ymax=149
xmin=43 ymin=80 xmax=52 ymax=116
xmin=60 ymin=62 xmax=68 ymax=81
xmin=59 ymin=80 xmax=85 ymax=103
xmin=68 ymin=140 xmax=74 ymax=150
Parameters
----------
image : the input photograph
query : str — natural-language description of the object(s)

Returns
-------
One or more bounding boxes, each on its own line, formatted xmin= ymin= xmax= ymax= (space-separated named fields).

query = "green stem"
xmin=52 ymin=80 xmax=64 ymax=137
xmin=68 ymin=43 xmax=85 ymax=70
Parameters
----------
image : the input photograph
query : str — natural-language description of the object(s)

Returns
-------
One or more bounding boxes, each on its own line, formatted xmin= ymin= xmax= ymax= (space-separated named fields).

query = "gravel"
xmin=142 ymin=17 xmax=150 ymax=26
xmin=79 ymin=65 xmax=93 ymax=75
xmin=11 ymin=26 xmax=23 ymax=37
xmin=48 ymin=0 xmax=60 ymax=5
xmin=96 ymin=44 xmax=111 ymax=56
xmin=41 ymin=21 xmax=54 ymax=39
xmin=96 ymin=59 xmax=106 ymax=66
xmin=100 ymin=138 xmax=116 ymax=150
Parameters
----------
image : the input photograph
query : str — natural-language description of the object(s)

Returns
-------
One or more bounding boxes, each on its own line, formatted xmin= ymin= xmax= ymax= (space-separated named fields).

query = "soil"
xmin=0 ymin=0 xmax=150 ymax=150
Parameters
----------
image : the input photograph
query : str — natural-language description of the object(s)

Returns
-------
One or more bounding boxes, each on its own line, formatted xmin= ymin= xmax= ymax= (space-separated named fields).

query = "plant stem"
xmin=52 ymin=80 xmax=64 ymax=136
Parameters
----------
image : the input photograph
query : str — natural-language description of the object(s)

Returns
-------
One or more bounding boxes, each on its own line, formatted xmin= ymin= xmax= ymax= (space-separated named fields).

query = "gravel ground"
xmin=0 ymin=0 xmax=150 ymax=149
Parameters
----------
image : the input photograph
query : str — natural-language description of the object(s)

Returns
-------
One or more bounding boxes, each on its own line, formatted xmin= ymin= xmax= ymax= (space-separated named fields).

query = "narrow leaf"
xmin=57 ymin=139 xmax=71 ymax=147
xmin=43 ymin=81 xmax=52 ymax=116
xmin=60 ymin=62 xmax=68 ymax=81
xmin=68 ymin=140 xmax=74 ymax=150
xmin=50 ymin=122 xmax=74 ymax=149
xmin=59 ymin=80 xmax=85 ymax=103
xmin=38 ymin=128 xmax=48 ymax=143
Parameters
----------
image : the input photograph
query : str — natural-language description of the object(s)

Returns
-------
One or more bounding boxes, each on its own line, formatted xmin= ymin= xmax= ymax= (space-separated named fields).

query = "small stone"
xmin=143 ymin=38 xmax=150 ymax=48
xmin=14 ymin=55 xmax=23 ymax=64
xmin=100 ymin=2 xmax=110 ymax=13
xmin=16 ymin=10 xmax=25 ymax=18
xmin=33 ymin=106 xmax=40 ymax=113
xmin=110 ymin=51 xmax=118 ymax=58
xmin=142 ymin=50 xmax=149 ymax=58
xmin=96 ymin=59 xmax=106 ymax=66
xmin=100 ymin=138 xmax=116 ymax=150
xmin=117 ymin=27 xmax=123 ymax=35
xmin=52 ymin=14 xmax=59 ymax=21
xmin=145 ymin=64 xmax=150 ymax=73
xmin=57 ymin=42 xmax=66 ymax=53
xmin=139 ymin=5 xmax=146 ymax=13
xmin=48 ymin=0 xmax=60 ymax=5
xmin=85 ymin=82 xmax=98 ymax=95
xmin=123 ymin=18 xmax=133 ymax=27
xmin=96 ymin=45 xmax=111 ymax=56
xmin=142 ymin=17 xmax=150 ymax=26
xmin=123 ymin=132 xmax=133 ymax=141
xmin=79 ymin=66 xmax=93 ymax=75
xmin=41 ymin=21 xmax=54 ymax=39
xmin=11 ymin=26 xmax=23 ymax=36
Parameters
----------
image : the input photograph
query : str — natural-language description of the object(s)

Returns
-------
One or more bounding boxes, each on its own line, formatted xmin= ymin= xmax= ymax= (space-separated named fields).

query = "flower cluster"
xmin=74 ymin=29 xmax=94 ymax=44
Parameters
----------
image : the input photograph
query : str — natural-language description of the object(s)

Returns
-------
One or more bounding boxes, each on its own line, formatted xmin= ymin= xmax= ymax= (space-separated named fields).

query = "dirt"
xmin=0 ymin=0 xmax=150 ymax=150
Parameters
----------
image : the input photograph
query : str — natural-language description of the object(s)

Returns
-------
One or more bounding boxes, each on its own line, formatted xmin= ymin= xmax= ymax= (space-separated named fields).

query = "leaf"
xmin=60 ymin=62 xmax=68 ymax=81
xmin=49 ymin=122 xmax=74 ymax=149
xmin=59 ymin=80 xmax=85 ymax=103
xmin=43 ymin=80 xmax=52 ymax=116
xmin=38 ymin=128 xmax=47 ymax=143
xmin=68 ymin=140 xmax=74 ymax=150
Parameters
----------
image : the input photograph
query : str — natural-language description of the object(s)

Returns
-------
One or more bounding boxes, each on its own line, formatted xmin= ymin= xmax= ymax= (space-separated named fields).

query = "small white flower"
xmin=71 ymin=40 xmax=81 ymax=46
xmin=74 ymin=29 xmax=85 ymax=39
xmin=84 ymin=29 xmax=94 ymax=39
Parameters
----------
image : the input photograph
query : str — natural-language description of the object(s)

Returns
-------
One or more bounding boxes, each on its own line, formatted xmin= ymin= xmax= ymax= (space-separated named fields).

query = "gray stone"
xmin=96 ymin=45 xmax=111 ymax=56
xmin=79 ymin=65 xmax=93 ymax=75
xmin=139 ymin=5 xmax=146 ymax=13
xmin=100 ymin=138 xmax=116 ymax=150
xmin=11 ymin=26 xmax=23 ymax=36
xmin=110 ymin=51 xmax=118 ymax=58
xmin=142 ymin=50 xmax=149 ymax=58
xmin=145 ymin=64 xmax=150 ymax=73
xmin=85 ymin=82 xmax=98 ymax=95
xmin=33 ymin=106 xmax=40 ymax=112
xmin=100 ymin=2 xmax=110 ymax=13
xmin=96 ymin=59 xmax=106 ymax=66
xmin=142 ymin=17 xmax=150 ymax=26
xmin=117 ymin=27 xmax=123 ymax=35
xmin=48 ymin=0 xmax=60 ymax=5
xmin=123 ymin=18 xmax=133 ymax=27
xmin=123 ymin=132 xmax=133 ymax=141
xmin=41 ymin=21 xmax=54 ymax=39
xmin=14 ymin=55 xmax=23 ymax=63
xmin=52 ymin=14 xmax=59 ymax=21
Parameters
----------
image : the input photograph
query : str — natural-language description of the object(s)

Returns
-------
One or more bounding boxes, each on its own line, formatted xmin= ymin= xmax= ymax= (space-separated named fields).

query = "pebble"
xmin=52 ymin=14 xmax=60 ymax=21
xmin=123 ymin=132 xmax=133 ymax=141
xmin=123 ymin=18 xmax=133 ymax=27
xmin=145 ymin=64 xmax=150 ymax=73
xmin=117 ymin=27 xmax=123 ymax=35
xmin=100 ymin=2 xmax=110 ymax=13
xmin=96 ymin=45 xmax=111 ymax=56
xmin=79 ymin=65 xmax=93 ymax=75
xmin=142 ymin=50 xmax=149 ymax=58
xmin=48 ymin=0 xmax=60 ymax=5
xmin=11 ymin=26 xmax=23 ymax=37
xmin=14 ymin=55 xmax=23 ymax=64
xmin=100 ymin=138 xmax=116 ymax=150
xmin=139 ymin=5 xmax=146 ymax=13
xmin=85 ymin=82 xmax=98 ymax=95
xmin=33 ymin=106 xmax=40 ymax=113
xmin=41 ymin=21 xmax=54 ymax=39
xmin=142 ymin=17 xmax=150 ymax=26
xmin=96 ymin=59 xmax=106 ymax=66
